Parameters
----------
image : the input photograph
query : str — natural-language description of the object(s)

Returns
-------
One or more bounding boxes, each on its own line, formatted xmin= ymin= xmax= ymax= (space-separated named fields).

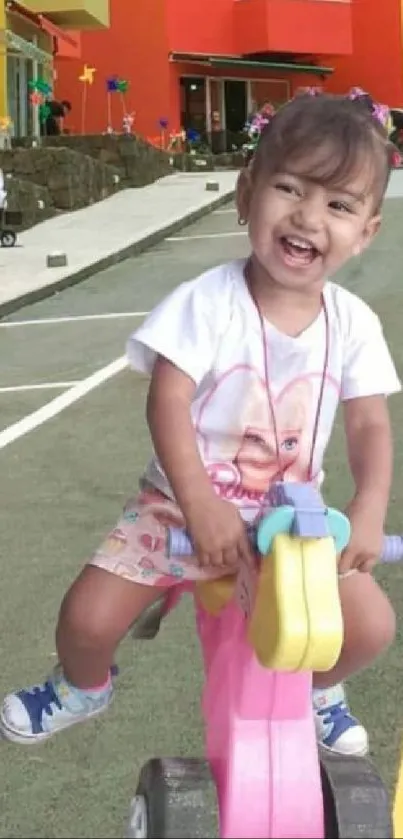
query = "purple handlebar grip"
xmin=381 ymin=535 xmax=403 ymax=563
xmin=167 ymin=528 xmax=403 ymax=563
xmin=167 ymin=524 xmax=257 ymax=557
xmin=167 ymin=528 xmax=193 ymax=557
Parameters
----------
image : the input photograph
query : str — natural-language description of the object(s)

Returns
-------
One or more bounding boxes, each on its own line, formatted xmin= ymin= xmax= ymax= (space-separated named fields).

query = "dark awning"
xmin=170 ymin=53 xmax=333 ymax=76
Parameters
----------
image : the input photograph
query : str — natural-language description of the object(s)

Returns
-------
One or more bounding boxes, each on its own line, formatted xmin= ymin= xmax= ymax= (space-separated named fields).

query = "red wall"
xmin=56 ymin=0 xmax=401 ymax=138
xmin=328 ymin=0 xmax=403 ymax=106
xmin=166 ymin=0 xmax=234 ymax=55
xmin=55 ymin=0 xmax=238 ymax=137
xmin=55 ymin=0 xmax=172 ymax=137
xmin=233 ymin=0 xmax=352 ymax=55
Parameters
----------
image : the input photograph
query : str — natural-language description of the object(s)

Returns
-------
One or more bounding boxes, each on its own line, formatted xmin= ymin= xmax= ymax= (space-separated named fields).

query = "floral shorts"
xmin=89 ymin=486 xmax=228 ymax=587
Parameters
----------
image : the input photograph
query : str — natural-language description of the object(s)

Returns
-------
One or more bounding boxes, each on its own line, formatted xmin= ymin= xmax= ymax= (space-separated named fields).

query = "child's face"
xmin=237 ymin=162 xmax=381 ymax=290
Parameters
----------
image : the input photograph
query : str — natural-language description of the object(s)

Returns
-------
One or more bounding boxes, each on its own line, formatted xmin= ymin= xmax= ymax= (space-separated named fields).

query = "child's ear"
xmin=355 ymin=213 xmax=382 ymax=256
xmin=236 ymin=167 xmax=252 ymax=223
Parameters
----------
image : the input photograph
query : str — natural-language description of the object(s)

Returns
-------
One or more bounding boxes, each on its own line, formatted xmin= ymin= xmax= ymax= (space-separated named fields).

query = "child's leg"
xmin=315 ymin=572 xmax=395 ymax=687
xmin=1 ymin=570 xmax=165 ymax=744
xmin=56 ymin=567 xmax=162 ymax=688
xmin=0 ymin=489 xmax=190 ymax=744
xmin=313 ymin=572 xmax=395 ymax=755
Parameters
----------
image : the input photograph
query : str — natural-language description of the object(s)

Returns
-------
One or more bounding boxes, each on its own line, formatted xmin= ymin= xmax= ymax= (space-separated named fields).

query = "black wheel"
xmin=320 ymin=749 xmax=392 ymax=838
xmin=0 ymin=230 xmax=16 ymax=247
xmin=127 ymin=758 xmax=219 ymax=838
xmin=130 ymin=595 xmax=167 ymax=640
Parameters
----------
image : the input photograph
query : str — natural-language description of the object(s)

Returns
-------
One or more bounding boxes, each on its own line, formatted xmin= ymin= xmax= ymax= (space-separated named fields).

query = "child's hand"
xmin=185 ymin=495 xmax=254 ymax=569
xmin=338 ymin=495 xmax=384 ymax=574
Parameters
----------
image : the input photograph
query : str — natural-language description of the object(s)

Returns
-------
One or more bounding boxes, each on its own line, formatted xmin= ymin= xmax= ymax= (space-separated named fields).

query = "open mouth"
xmin=279 ymin=235 xmax=320 ymax=266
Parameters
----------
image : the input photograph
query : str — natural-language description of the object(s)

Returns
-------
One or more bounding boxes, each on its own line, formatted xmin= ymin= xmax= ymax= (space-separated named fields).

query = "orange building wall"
xmin=55 ymin=0 xmax=240 ymax=137
xmin=55 ymin=0 xmax=173 ymax=137
xmin=58 ymin=0 xmax=395 ymax=138
xmin=328 ymin=0 xmax=403 ymax=106
xmin=166 ymin=0 xmax=235 ymax=55
xmin=233 ymin=0 xmax=352 ymax=55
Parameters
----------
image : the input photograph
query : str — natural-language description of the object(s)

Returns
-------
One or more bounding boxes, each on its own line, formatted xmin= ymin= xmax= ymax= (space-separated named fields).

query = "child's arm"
xmin=344 ymin=394 xmax=392 ymax=513
xmin=147 ymin=355 xmax=253 ymax=569
xmin=339 ymin=394 xmax=392 ymax=572
xmin=147 ymin=356 xmax=216 ymax=512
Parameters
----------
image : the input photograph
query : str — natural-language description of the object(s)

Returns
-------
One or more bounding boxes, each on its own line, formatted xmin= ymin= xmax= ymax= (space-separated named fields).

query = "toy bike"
xmin=126 ymin=482 xmax=402 ymax=838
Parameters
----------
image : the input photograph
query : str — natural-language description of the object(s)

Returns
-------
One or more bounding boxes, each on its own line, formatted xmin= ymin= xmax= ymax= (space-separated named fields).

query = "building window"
xmin=180 ymin=77 xmax=206 ymax=135
xmin=249 ymin=78 xmax=290 ymax=112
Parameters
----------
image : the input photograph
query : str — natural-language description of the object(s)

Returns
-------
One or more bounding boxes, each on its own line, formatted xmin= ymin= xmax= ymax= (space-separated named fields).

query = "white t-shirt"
xmin=127 ymin=259 xmax=401 ymax=521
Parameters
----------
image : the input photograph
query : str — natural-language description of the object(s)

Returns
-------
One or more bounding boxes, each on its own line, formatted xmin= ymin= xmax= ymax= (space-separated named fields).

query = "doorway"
xmin=7 ymin=53 xmax=36 ymax=136
xmin=180 ymin=76 xmax=206 ymax=137
xmin=224 ymin=79 xmax=247 ymax=133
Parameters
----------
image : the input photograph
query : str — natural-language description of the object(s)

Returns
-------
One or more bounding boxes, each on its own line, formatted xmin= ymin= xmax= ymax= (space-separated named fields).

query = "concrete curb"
xmin=0 ymin=188 xmax=235 ymax=319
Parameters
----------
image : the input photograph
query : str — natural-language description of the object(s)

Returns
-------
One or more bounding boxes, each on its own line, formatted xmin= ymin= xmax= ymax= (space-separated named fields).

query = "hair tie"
xmin=347 ymin=87 xmax=390 ymax=129
xmin=243 ymin=89 xmax=401 ymax=169
xmin=297 ymin=86 xmax=323 ymax=97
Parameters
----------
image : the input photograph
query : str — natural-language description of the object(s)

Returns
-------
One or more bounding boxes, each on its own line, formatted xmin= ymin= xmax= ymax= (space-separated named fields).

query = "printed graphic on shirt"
xmin=194 ymin=364 xmax=339 ymax=515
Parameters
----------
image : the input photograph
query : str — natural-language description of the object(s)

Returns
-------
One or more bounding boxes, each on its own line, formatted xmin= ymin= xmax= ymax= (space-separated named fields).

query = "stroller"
xmin=0 ymin=168 xmax=22 ymax=247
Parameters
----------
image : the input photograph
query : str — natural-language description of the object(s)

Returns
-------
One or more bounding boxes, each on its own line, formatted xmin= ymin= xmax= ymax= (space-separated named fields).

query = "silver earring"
xmin=238 ymin=217 xmax=248 ymax=226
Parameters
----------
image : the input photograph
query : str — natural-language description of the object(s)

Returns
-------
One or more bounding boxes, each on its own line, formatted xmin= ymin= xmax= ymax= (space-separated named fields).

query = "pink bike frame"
xmin=163 ymin=582 xmax=324 ymax=839
xmin=158 ymin=481 xmax=403 ymax=839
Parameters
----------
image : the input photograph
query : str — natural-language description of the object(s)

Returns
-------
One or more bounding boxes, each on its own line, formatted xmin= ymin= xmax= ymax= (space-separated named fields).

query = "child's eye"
xmin=329 ymin=199 xmax=353 ymax=213
xmin=275 ymin=181 xmax=301 ymax=196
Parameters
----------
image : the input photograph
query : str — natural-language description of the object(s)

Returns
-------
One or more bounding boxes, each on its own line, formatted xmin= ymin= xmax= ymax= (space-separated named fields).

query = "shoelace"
xmin=19 ymin=666 xmax=119 ymax=721
xmin=317 ymin=701 xmax=351 ymax=725
xmin=18 ymin=681 xmax=62 ymax=721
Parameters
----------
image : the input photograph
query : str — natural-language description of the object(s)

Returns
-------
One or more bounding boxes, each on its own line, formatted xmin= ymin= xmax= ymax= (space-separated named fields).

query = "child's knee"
xmin=341 ymin=574 xmax=396 ymax=657
xmin=56 ymin=574 xmax=115 ymax=650
xmin=57 ymin=592 xmax=103 ymax=650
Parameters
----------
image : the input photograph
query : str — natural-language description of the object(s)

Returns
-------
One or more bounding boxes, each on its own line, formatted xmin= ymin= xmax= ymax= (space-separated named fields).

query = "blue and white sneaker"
xmin=313 ymin=684 xmax=368 ymax=756
xmin=0 ymin=665 xmax=114 ymax=744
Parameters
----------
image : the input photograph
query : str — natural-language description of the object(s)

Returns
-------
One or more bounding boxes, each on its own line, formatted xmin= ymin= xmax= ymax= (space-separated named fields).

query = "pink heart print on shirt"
xmin=195 ymin=365 xmax=318 ymax=501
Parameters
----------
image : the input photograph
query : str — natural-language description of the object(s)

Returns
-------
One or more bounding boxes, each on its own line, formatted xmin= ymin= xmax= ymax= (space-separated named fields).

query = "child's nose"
xmin=292 ymin=197 xmax=324 ymax=232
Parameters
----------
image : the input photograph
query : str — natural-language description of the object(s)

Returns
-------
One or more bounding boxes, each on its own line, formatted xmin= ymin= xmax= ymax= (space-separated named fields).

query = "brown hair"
xmin=251 ymin=93 xmax=395 ymax=210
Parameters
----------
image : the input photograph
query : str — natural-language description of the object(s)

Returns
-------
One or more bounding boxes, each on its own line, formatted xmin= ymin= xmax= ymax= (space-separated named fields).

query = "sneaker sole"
xmin=0 ymin=696 xmax=112 ymax=745
xmin=319 ymin=740 xmax=369 ymax=758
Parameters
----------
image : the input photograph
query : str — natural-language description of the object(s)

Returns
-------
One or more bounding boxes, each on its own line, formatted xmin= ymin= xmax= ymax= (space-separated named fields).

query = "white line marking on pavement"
xmin=213 ymin=208 xmax=237 ymax=215
xmin=0 ymin=356 xmax=128 ymax=450
xmin=165 ymin=232 xmax=247 ymax=241
xmin=0 ymin=312 xmax=149 ymax=327
xmin=0 ymin=382 xmax=81 ymax=393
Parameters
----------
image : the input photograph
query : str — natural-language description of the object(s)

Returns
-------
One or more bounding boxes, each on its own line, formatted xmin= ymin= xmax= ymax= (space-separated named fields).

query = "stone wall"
xmin=0 ymin=146 xmax=121 ymax=212
xmin=2 ymin=134 xmax=240 ymax=231
xmin=12 ymin=134 xmax=173 ymax=188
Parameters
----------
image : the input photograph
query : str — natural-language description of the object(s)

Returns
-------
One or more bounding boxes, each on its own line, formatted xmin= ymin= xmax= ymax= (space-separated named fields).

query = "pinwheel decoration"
xmin=106 ymin=76 xmax=131 ymax=133
xmin=79 ymin=64 xmax=97 ymax=133
xmin=28 ymin=77 xmax=53 ymax=131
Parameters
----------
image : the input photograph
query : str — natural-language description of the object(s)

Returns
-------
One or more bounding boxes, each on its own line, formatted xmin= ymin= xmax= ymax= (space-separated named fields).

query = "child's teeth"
xmin=287 ymin=237 xmax=310 ymax=249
